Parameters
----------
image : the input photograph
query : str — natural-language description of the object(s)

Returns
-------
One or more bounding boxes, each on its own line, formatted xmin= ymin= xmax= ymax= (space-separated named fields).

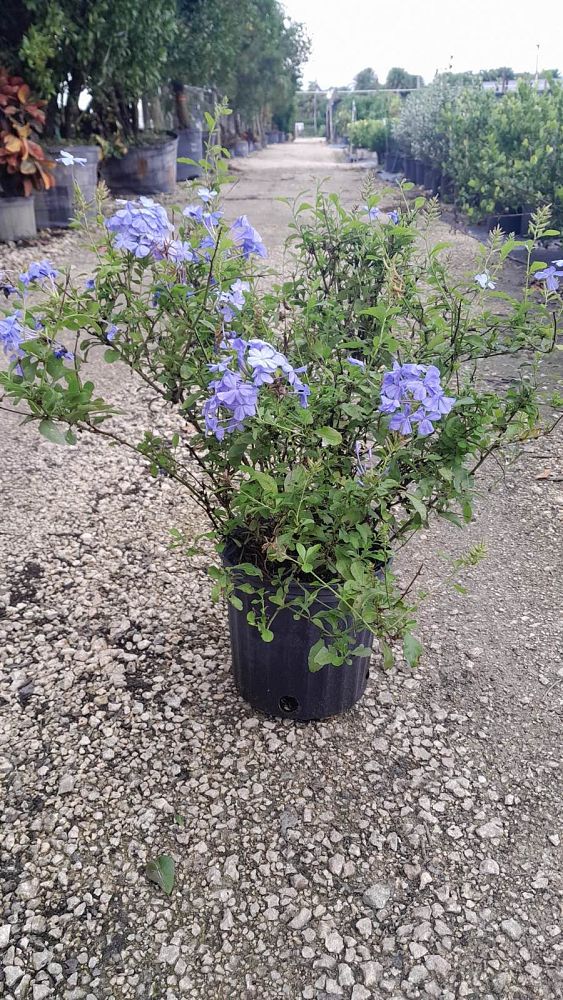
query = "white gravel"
xmin=1 ymin=140 xmax=562 ymax=999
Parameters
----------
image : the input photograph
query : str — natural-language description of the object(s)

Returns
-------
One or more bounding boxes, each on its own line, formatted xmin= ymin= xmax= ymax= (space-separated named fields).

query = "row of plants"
xmin=393 ymin=76 xmax=563 ymax=232
xmin=347 ymin=119 xmax=389 ymax=158
xmin=1 ymin=113 xmax=561 ymax=719
xmin=0 ymin=1 xmax=308 ymax=239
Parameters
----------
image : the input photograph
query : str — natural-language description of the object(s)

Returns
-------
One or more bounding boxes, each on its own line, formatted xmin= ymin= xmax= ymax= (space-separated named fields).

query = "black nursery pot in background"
xmin=35 ymin=145 xmax=99 ymax=229
xmin=101 ymin=133 xmax=178 ymax=195
xmin=223 ymin=543 xmax=374 ymax=721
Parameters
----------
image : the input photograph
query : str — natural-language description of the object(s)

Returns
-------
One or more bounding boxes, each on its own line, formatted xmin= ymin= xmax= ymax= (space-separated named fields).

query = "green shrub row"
xmin=394 ymin=77 xmax=563 ymax=224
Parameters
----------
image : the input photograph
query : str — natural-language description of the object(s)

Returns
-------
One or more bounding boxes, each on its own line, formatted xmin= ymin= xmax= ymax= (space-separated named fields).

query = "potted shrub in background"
xmin=0 ymin=68 xmax=54 ymax=241
xmin=0 ymin=121 xmax=560 ymax=720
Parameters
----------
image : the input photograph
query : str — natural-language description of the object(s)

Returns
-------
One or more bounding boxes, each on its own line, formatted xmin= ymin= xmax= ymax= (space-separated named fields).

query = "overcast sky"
xmin=282 ymin=0 xmax=563 ymax=89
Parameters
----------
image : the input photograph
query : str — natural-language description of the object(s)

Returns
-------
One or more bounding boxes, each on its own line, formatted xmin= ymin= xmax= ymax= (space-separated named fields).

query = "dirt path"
xmin=1 ymin=139 xmax=562 ymax=1000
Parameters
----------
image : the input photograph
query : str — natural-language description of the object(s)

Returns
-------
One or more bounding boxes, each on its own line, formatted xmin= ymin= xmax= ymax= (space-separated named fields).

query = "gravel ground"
xmin=1 ymin=139 xmax=562 ymax=1000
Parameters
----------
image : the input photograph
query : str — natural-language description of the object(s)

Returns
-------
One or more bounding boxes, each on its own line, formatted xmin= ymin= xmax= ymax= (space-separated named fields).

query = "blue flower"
xmin=388 ymin=210 xmax=400 ymax=225
xmin=346 ymin=356 xmax=365 ymax=368
xmin=363 ymin=205 xmax=380 ymax=222
xmin=379 ymin=361 xmax=455 ymax=437
xmin=0 ymin=311 xmax=30 ymax=361
xmin=217 ymin=279 xmax=250 ymax=323
xmin=229 ymin=215 xmax=267 ymax=259
xmin=182 ymin=204 xmax=223 ymax=228
xmin=535 ymin=264 xmax=563 ymax=293
xmin=106 ymin=197 xmax=173 ymax=258
xmin=57 ymin=149 xmax=87 ymax=166
xmin=197 ymin=186 xmax=218 ymax=203
xmin=53 ymin=345 xmax=74 ymax=361
xmin=85 ymin=278 xmax=96 ymax=291
xmin=203 ymin=368 xmax=260 ymax=439
xmin=19 ymin=260 xmax=59 ymax=286
xmin=203 ymin=337 xmax=309 ymax=438
xmin=474 ymin=271 xmax=495 ymax=290
xmin=167 ymin=240 xmax=197 ymax=264
xmin=106 ymin=325 xmax=118 ymax=342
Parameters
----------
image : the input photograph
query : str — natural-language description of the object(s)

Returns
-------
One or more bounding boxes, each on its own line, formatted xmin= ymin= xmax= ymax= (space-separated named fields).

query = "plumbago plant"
xmin=0 ymin=135 xmax=561 ymax=670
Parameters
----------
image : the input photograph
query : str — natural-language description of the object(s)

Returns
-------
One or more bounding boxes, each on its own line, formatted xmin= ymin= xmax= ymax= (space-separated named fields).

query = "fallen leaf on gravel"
xmin=534 ymin=469 xmax=552 ymax=479
xmin=146 ymin=854 xmax=175 ymax=895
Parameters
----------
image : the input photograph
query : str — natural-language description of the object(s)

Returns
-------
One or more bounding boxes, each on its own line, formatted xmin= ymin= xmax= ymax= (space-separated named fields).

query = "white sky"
xmin=282 ymin=0 xmax=563 ymax=88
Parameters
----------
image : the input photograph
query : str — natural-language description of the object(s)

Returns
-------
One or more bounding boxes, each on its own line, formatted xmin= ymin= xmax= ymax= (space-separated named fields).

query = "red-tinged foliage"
xmin=0 ymin=68 xmax=53 ymax=197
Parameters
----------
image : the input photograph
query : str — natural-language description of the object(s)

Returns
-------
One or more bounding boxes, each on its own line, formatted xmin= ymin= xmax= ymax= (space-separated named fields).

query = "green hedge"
xmin=348 ymin=118 xmax=388 ymax=156
xmin=394 ymin=77 xmax=563 ymax=224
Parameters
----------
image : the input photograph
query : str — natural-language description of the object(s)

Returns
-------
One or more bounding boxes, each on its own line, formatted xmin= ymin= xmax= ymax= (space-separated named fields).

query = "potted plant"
xmin=0 ymin=123 xmax=560 ymax=720
xmin=0 ymin=69 xmax=54 ymax=241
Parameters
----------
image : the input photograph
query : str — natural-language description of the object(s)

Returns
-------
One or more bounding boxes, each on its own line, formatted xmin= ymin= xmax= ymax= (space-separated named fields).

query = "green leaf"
xmin=381 ymin=641 xmax=394 ymax=670
xmin=317 ymin=426 xmax=342 ymax=447
xmin=229 ymin=595 xmax=243 ymax=611
xmin=146 ymin=854 xmax=175 ymax=895
xmin=409 ymin=495 xmax=427 ymax=520
xmin=403 ymin=633 xmax=423 ymax=667
xmin=308 ymin=639 xmax=331 ymax=671
xmin=260 ymin=627 xmax=274 ymax=642
xmin=350 ymin=644 xmax=372 ymax=658
xmin=39 ymin=419 xmax=67 ymax=445
xmin=104 ymin=349 xmax=120 ymax=363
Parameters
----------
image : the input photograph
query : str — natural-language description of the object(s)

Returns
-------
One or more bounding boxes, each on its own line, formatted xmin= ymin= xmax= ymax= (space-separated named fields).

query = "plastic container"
xmin=35 ymin=145 xmax=99 ymax=229
xmin=0 ymin=195 xmax=36 ymax=242
xmin=233 ymin=139 xmax=250 ymax=158
xmin=176 ymin=128 xmax=203 ymax=181
xmin=223 ymin=541 xmax=375 ymax=720
xmin=101 ymin=133 xmax=178 ymax=195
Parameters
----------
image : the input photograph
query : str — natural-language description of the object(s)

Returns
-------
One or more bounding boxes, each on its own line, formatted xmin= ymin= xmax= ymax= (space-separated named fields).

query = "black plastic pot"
xmin=487 ymin=211 xmax=523 ymax=236
xmin=176 ymin=128 xmax=203 ymax=181
xmin=414 ymin=159 xmax=426 ymax=185
xmin=35 ymin=145 xmax=99 ymax=229
xmin=233 ymin=138 xmax=250 ymax=157
xmin=423 ymin=164 xmax=441 ymax=195
xmin=0 ymin=195 xmax=36 ymax=242
xmin=403 ymin=156 xmax=417 ymax=182
xmin=384 ymin=151 xmax=402 ymax=173
xmin=223 ymin=542 xmax=375 ymax=721
xmin=101 ymin=133 xmax=178 ymax=195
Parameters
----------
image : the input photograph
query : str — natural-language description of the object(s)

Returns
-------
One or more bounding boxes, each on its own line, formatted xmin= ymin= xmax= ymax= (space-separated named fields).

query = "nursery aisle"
xmin=1 ymin=139 xmax=562 ymax=1000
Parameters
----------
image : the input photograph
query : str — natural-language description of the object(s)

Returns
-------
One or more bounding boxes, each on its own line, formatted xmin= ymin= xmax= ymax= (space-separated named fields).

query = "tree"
xmin=385 ymin=67 xmax=418 ymax=90
xmin=4 ymin=0 xmax=177 ymax=138
xmin=172 ymin=0 xmax=309 ymax=135
xmin=353 ymin=68 xmax=378 ymax=91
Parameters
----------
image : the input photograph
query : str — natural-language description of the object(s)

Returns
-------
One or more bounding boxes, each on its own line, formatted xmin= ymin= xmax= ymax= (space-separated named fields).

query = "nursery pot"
xmin=486 ymin=211 xmax=523 ymax=237
xmin=176 ymin=128 xmax=203 ymax=181
xmin=0 ymin=195 xmax=37 ymax=242
xmin=101 ymin=133 xmax=178 ymax=195
xmin=414 ymin=159 xmax=426 ymax=186
xmin=223 ymin=541 xmax=375 ymax=721
xmin=233 ymin=138 xmax=250 ymax=157
xmin=35 ymin=145 xmax=99 ymax=229
xmin=403 ymin=156 xmax=417 ymax=182
xmin=384 ymin=150 xmax=401 ymax=173
xmin=423 ymin=164 xmax=441 ymax=195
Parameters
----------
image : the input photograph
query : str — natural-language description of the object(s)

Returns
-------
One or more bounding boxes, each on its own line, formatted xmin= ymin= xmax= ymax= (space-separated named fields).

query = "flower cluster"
xmin=229 ymin=215 xmax=267 ymax=259
xmin=379 ymin=362 xmax=455 ymax=437
xmin=0 ymin=311 xmax=27 ymax=360
xmin=106 ymin=197 xmax=173 ymax=258
xmin=217 ymin=279 xmax=250 ymax=323
xmin=19 ymin=260 xmax=58 ymax=287
xmin=536 ymin=261 xmax=563 ymax=292
xmin=203 ymin=338 xmax=309 ymax=439
xmin=474 ymin=271 xmax=495 ymax=290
